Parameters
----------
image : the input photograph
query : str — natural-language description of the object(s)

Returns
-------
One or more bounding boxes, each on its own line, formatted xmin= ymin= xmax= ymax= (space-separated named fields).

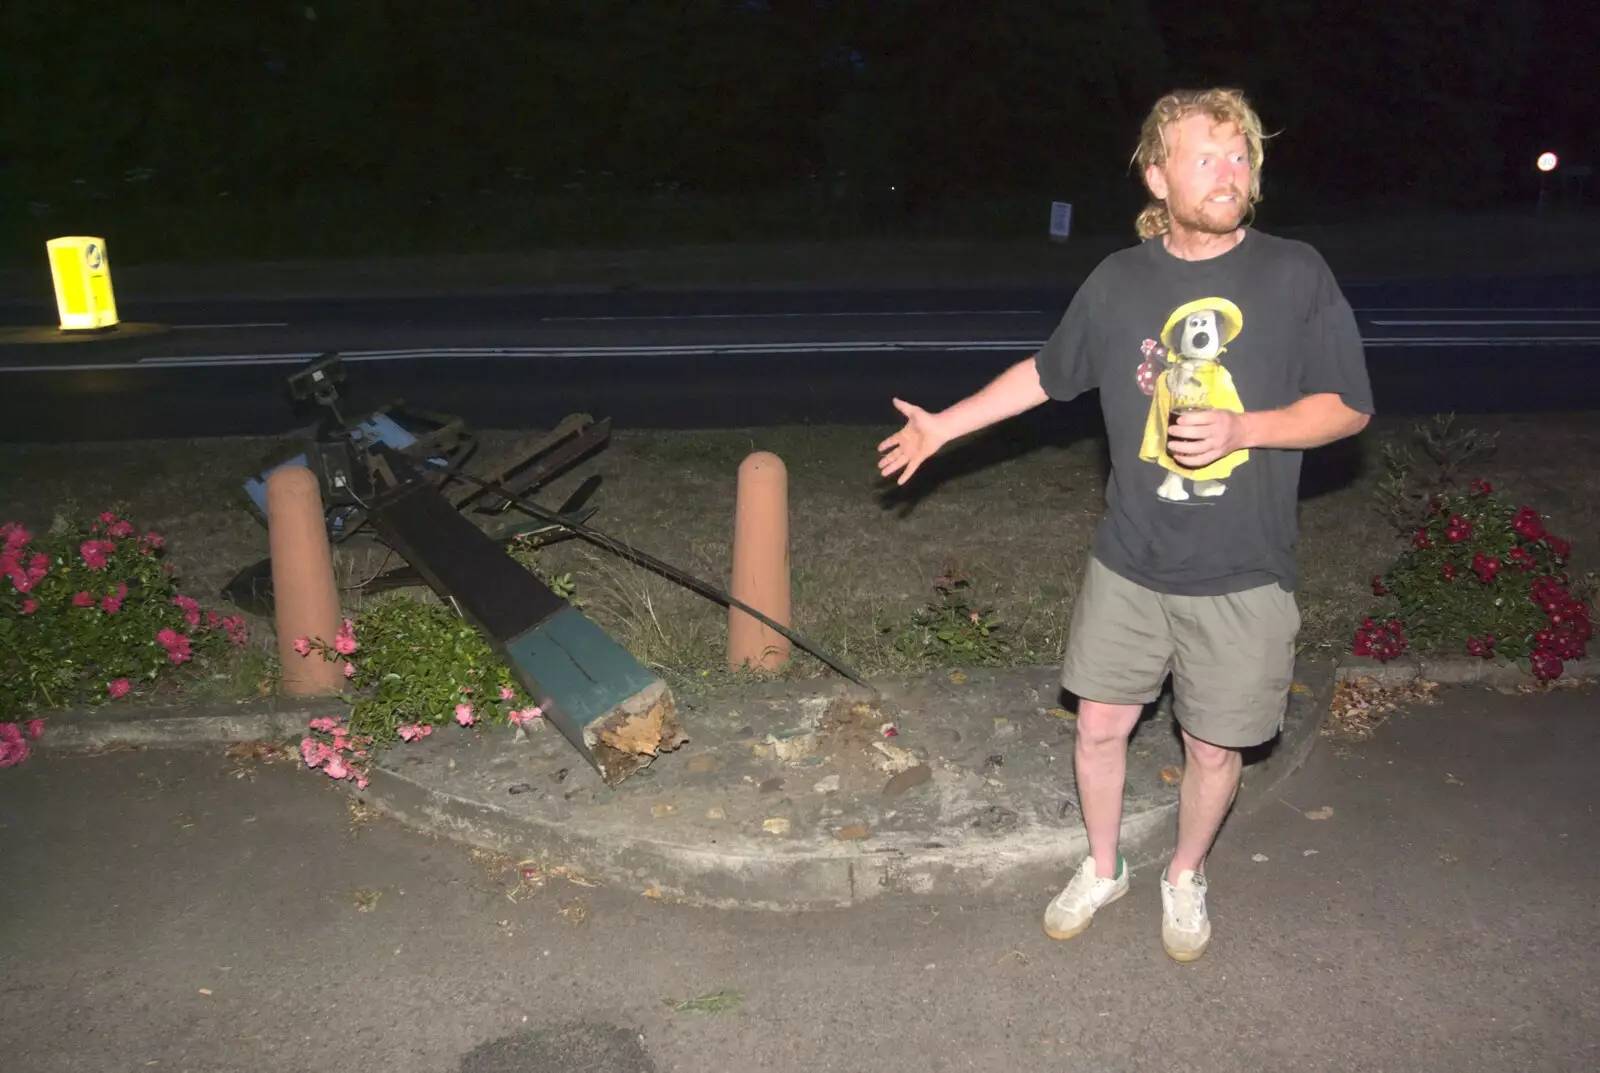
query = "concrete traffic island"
xmin=351 ymin=658 xmax=1336 ymax=911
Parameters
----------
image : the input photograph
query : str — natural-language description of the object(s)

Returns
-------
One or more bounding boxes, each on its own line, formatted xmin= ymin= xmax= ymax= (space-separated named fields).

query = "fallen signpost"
xmin=229 ymin=353 xmax=869 ymax=786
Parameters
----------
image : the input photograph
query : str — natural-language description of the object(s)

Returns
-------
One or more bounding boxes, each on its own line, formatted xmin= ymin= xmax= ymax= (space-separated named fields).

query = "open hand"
xmin=1167 ymin=409 xmax=1249 ymax=469
xmin=877 ymin=398 xmax=951 ymax=485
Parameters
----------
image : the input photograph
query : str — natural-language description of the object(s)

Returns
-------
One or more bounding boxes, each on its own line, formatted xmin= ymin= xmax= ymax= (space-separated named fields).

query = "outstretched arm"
xmin=877 ymin=355 xmax=1051 ymax=485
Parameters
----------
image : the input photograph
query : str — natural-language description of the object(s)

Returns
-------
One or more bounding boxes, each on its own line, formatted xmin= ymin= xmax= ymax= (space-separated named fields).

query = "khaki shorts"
xmin=1060 ymin=555 xmax=1301 ymax=749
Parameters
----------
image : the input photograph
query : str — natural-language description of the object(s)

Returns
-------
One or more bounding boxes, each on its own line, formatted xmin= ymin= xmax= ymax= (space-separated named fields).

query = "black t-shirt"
xmin=1036 ymin=228 xmax=1375 ymax=596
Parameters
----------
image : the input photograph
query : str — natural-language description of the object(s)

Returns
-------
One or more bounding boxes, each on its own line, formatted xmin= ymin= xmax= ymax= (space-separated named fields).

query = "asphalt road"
xmin=2 ymin=685 xmax=1596 ymax=1073
xmin=1 ymin=272 xmax=1598 ymax=443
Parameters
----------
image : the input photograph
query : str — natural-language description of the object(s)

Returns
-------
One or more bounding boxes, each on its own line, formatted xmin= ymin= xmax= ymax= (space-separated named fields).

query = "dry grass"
xmin=2 ymin=412 xmax=1597 ymax=700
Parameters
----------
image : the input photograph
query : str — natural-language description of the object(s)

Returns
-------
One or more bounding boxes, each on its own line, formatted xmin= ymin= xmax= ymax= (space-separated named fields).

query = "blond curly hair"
xmin=1133 ymin=88 xmax=1268 ymax=239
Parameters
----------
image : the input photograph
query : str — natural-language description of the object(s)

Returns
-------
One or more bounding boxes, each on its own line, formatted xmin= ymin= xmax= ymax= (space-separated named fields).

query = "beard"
xmin=1168 ymin=188 xmax=1248 ymax=234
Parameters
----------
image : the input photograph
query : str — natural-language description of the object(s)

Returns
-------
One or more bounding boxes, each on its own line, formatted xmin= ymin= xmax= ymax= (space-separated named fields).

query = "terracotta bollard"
xmin=728 ymin=451 xmax=791 ymax=672
xmin=266 ymin=465 xmax=346 ymax=695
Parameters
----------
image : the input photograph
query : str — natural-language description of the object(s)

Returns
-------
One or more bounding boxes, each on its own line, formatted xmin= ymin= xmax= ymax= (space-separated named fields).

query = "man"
xmin=876 ymin=88 xmax=1373 ymax=962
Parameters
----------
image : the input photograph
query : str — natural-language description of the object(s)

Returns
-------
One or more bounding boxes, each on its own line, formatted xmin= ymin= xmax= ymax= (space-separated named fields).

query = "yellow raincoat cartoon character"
xmin=1138 ymin=297 xmax=1249 ymax=501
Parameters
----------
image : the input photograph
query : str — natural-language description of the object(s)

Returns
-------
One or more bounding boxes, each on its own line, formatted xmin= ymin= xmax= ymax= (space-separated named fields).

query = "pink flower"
xmin=304 ymin=739 xmax=335 ymax=769
xmin=108 ymin=678 xmax=132 ymax=698
xmin=98 ymin=511 xmax=117 ymax=524
xmin=397 ymin=724 xmax=422 ymax=742
xmin=324 ymin=755 xmax=350 ymax=780
xmin=293 ymin=637 xmax=312 ymax=656
xmin=171 ymin=594 xmax=202 ymax=627
xmin=455 ymin=703 xmax=475 ymax=726
xmin=73 ymin=590 xmax=94 ymax=608
xmin=26 ymin=719 xmax=44 ymax=739
xmin=509 ymin=706 xmax=544 ymax=726
xmin=308 ymin=717 xmax=341 ymax=732
xmin=21 ymin=598 xmax=38 ymax=614
xmin=355 ymin=774 xmax=369 ymax=790
xmin=1 ymin=523 xmax=29 ymax=554
xmin=0 ymin=730 xmax=29 ymax=768
xmin=158 ymin=628 xmax=193 ymax=664
xmin=142 ymin=532 xmax=165 ymax=551
xmin=108 ymin=520 xmax=134 ymax=538
xmin=500 ymin=686 xmax=515 ymax=701
xmin=333 ymin=618 xmax=358 ymax=655
xmin=343 ymin=662 xmax=356 ymax=678
xmin=8 ymin=551 xmax=49 ymax=593
xmin=80 ymin=540 xmax=115 ymax=570
xmin=100 ymin=594 xmax=123 ymax=614
xmin=222 ymin=616 xmax=248 ymax=646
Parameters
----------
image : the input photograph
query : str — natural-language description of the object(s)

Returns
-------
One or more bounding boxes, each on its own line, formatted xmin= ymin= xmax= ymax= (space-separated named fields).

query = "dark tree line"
xmin=1 ymin=0 xmax=1591 ymax=249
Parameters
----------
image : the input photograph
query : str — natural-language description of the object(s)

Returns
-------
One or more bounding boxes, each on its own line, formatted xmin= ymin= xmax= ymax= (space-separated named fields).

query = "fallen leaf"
xmin=1159 ymin=765 xmax=1183 ymax=786
xmin=949 ymin=671 xmax=968 ymax=684
xmin=197 ymin=988 xmax=213 ymax=996
xmin=1304 ymin=806 xmax=1335 ymax=821
xmin=1047 ymin=706 xmax=1076 ymax=720
xmin=1251 ymin=853 xmax=1270 ymax=862
xmin=762 ymin=817 xmax=791 ymax=836
xmin=558 ymin=900 xmax=589 ymax=925
xmin=664 ymin=988 xmax=744 ymax=1016
xmin=882 ymin=764 xmax=932 ymax=798
xmin=1323 ymin=678 xmax=1441 ymax=742
xmin=642 ymin=887 xmax=662 ymax=900
xmin=651 ymin=803 xmax=677 ymax=818
xmin=833 ymin=824 xmax=870 ymax=841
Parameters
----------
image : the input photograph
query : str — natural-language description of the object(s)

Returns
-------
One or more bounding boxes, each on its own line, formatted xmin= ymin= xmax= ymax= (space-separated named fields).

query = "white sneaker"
xmin=1043 ymin=855 xmax=1128 ymax=940
xmin=1160 ymin=868 xmax=1211 ymax=962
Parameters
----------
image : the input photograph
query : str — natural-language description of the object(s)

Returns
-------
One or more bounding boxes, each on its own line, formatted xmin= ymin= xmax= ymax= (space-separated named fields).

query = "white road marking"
xmin=1370 ymin=319 xmax=1600 ymax=326
xmin=4 ymin=331 xmax=1600 ymax=375
xmin=172 ymin=322 xmax=291 ymax=329
xmin=1354 ymin=307 xmax=1600 ymax=313
xmin=541 ymin=309 xmax=1046 ymax=322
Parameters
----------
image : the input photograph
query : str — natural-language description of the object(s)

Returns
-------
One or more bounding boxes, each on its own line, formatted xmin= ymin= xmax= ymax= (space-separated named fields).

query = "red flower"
xmin=1371 ymin=574 xmax=1387 ymax=596
xmin=1471 ymin=552 xmax=1502 ymax=584
xmin=1444 ymin=515 xmax=1473 ymax=543
xmin=1468 ymin=478 xmax=1493 ymax=496
xmin=1511 ymin=507 xmax=1544 ymax=542
xmin=1353 ymin=618 xmax=1409 ymax=662
xmin=1442 ymin=562 xmax=1458 ymax=581
xmin=1544 ymin=534 xmax=1571 ymax=563
xmin=1530 ymin=648 xmax=1563 ymax=681
xmin=1412 ymin=528 xmax=1433 ymax=550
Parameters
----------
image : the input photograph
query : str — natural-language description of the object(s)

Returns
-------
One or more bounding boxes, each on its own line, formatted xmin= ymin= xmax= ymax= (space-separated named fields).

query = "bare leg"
xmin=1167 ymin=728 xmax=1242 ymax=881
xmin=1074 ymin=700 xmax=1144 ymax=878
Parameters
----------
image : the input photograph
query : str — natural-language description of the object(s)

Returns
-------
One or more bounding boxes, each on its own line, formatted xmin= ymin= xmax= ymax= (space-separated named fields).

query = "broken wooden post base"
xmin=502 ymin=606 xmax=687 ymax=786
xmin=363 ymin=454 xmax=686 ymax=787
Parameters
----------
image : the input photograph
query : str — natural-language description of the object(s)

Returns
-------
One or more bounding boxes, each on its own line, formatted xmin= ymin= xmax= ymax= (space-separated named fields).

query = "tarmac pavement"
xmin=3 ymin=682 xmax=1596 ymax=1073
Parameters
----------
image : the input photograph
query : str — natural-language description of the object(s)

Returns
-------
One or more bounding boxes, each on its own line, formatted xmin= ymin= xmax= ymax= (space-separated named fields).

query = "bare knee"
xmin=1076 ymin=700 xmax=1142 ymax=749
xmin=1182 ymin=731 xmax=1241 ymax=773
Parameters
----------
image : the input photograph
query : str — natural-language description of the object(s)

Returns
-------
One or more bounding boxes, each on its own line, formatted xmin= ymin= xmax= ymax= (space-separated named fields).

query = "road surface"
xmin=2 ymin=273 xmax=1597 ymax=443
xmin=2 ymin=685 xmax=1595 ymax=1072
